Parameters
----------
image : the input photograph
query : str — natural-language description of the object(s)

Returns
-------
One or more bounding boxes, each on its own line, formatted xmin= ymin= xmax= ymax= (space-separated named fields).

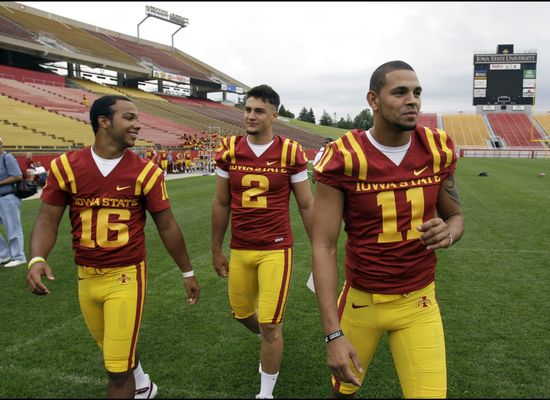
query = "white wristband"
xmin=182 ymin=270 xmax=195 ymax=278
xmin=449 ymin=233 xmax=453 ymax=247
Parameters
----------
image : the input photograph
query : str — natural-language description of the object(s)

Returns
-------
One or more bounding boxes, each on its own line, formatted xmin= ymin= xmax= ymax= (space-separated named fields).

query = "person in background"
xmin=0 ymin=137 xmax=26 ymax=268
xmin=159 ymin=148 xmax=168 ymax=176
xmin=24 ymin=152 xmax=36 ymax=181
xmin=312 ymin=60 xmax=464 ymax=398
xmin=33 ymin=161 xmax=47 ymax=186
xmin=26 ymin=95 xmax=200 ymax=399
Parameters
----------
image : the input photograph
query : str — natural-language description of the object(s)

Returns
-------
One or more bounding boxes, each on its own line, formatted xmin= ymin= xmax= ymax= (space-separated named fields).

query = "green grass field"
xmin=1 ymin=157 xmax=549 ymax=398
xmin=286 ymin=118 xmax=349 ymax=138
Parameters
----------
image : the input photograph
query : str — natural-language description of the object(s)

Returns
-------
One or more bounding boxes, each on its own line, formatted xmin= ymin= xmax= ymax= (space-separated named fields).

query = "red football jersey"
xmin=314 ymin=127 xmax=457 ymax=294
xmin=215 ymin=135 xmax=308 ymax=250
xmin=42 ymin=147 xmax=170 ymax=268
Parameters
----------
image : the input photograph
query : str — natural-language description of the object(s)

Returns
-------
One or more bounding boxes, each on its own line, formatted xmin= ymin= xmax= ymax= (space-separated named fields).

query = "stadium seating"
xmin=417 ymin=113 xmax=439 ymax=130
xmin=86 ymin=31 xmax=211 ymax=81
xmin=486 ymin=113 xmax=546 ymax=148
xmin=138 ymin=95 xmax=242 ymax=134
xmin=0 ymin=92 xmax=92 ymax=146
xmin=0 ymin=78 xmax=87 ymax=115
xmin=161 ymin=95 xmax=326 ymax=149
xmin=110 ymin=86 xmax=168 ymax=102
xmin=0 ymin=7 xmax=140 ymax=68
xmin=69 ymin=78 xmax=123 ymax=96
xmin=1 ymin=122 xmax=68 ymax=148
xmin=0 ymin=65 xmax=65 ymax=86
xmin=533 ymin=114 xmax=550 ymax=139
xmin=442 ymin=114 xmax=491 ymax=148
xmin=0 ymin=14 xmax=38 ymax=44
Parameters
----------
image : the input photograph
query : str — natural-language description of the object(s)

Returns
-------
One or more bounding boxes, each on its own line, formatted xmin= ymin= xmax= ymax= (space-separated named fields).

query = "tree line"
xmin=279 ymin=105 xmax=373 ymax=131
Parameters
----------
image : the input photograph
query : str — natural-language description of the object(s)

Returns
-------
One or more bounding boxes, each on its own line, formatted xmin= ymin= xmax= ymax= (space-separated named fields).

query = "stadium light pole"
xmin=137 ymin=5 xmax=189 ymax=49
xmin=137 ymin=15 xmax=150 ymax=44
xmin=171 ymin=25 xmax=185 ymax=51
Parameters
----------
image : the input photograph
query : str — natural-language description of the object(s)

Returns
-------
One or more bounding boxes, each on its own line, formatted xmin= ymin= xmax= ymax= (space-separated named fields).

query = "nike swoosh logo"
xmin=116 ymin=185 xmax=131 ymax=191
xmin=351 ymin=303 xmax=369 ymax=309
xmin=266 ymin=161 xmax=277 ymax=165
xmin=413 ymin=166 xmax=428 ymax=176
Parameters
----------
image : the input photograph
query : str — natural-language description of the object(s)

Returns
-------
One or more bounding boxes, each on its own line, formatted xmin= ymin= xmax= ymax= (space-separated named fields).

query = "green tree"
xmin=278 ymin=104 xmax=295 ymax=118
xmin=353 ymin=108 xmax=373 ymax=130
xmin=319 ymin=110 xmax=333 ymax=126
xmin=307 ymin=107 xmax=316 ymax=124
xmin=298 ymin=107 xmax=309 ymax=122
xmin=337 ymin=114 xmax=354 ymax=129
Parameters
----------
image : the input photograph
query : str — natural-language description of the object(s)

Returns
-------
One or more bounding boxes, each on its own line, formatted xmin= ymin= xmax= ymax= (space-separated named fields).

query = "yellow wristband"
xmin=28 ymin=256 xmax=46 ymax=270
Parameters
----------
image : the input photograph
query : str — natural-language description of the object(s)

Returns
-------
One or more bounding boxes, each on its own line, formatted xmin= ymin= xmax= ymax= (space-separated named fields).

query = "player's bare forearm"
xmin=311 ymin=182 xmax=345 ymax=334
xmin=151 ymin=209 xmax=193 ymax=272
xmin=211 ymin=200 xmax=230 ymax=277
xmin=27 ymin=203 xmax=65 ymax=295
xmin=312 ymin=244 xmax=341 ymax=334
xmin=211 ymin=176 xmax=231 ymax=252
xmin=211 ymin=201 xmax=230 ymax=252
xmin=298 ymin=205 xmax=314 ymax=243
xmin=292 ymin=179 xmax=315 ymax=242
xmin=435 ymin=174 xmax=465 ymax=245
xmin=30 ymin=203 xmax=65 ymax=259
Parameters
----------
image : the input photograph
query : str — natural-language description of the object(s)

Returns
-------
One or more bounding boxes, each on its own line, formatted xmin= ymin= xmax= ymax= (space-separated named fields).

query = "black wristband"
xmin=324 ymin=329 xmax=344 ymax=344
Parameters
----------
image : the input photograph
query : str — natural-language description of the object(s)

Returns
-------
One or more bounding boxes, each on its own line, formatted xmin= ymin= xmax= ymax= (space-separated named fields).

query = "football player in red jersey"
xmin=26 ymin=95 xmax=200 ymax=399
xmin=312 ymin=61 xmax=464 ymax=398
xmin=211 ymin=85 xmax=314 ymax=399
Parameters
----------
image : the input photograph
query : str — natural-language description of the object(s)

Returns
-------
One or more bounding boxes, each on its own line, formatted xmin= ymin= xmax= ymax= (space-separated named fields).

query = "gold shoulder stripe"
xmin=314 ymin=145 xmax=333 ymax=173
xmin=345 ymin=131 xmax=367 ymax=181
xmin=143 ymin=167 xmax=163 ymax=196
xmin=424 ymin=127 xmax=441 ymax=174
xmin=161 ymin=180 xmax=169 ymax=200
xmin=299 ymin=143 xmax=309 ymax=162
xmin=281 ymin=138 xmax=290 ymax=167
xmin=436 ymin=129 xmax=453 ymax=168
xmin=222 ymin=135 xmax=237 ymax=164
xmin=50 ymin=158 xmax=68 ymax=192
xmin=135 ymin=161 xmax=155 ymax=196
xmin=229 ymin=135 xmax=236 ymax=164
xmin=290 ymin=141 xmax=297 ymax=166
xmin=335 ymin=136 xmax=352 ymax=177
xmin=59 ymin=154 xmax=76 ymax=194
xmin=215 ymin=138 xmax=225 ymax=153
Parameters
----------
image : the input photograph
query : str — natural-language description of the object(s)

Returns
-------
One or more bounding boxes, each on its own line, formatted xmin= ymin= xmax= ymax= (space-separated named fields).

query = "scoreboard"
xmin=473 ymin=46 xmax=537 ymax=106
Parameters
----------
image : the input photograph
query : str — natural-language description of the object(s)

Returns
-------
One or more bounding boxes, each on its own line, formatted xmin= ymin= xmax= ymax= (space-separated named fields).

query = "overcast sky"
xmin=19 ymin=1 xmax=550 ymax=121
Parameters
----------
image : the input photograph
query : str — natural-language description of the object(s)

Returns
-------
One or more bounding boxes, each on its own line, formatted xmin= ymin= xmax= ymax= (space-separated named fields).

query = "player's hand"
xmin=183 ymin=276 xmax=200 ymax=305
xmin=212 ymin=250 xmax=229 ymax=278
xmin=326 ymin=336 xmax=363 ymax=387
xmin=417 ymin=217 xmax=452 ymax=250
xmin=27 ymin=262 xmax=55 ymax=296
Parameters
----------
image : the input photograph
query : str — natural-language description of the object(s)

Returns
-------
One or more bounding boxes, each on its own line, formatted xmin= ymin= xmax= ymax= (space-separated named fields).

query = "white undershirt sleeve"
xmin=216 ymin=166 xmax=229 ymax=179
xmin=291 ymin=169 xmax=309 ymax=183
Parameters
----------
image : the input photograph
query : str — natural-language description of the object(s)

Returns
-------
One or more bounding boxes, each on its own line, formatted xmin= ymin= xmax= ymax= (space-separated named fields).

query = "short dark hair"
xmin=246 ymin=85 xmax=280 ymax=109
xmin=369 ymin=60 xmax=415 ymax=94
xmin=89 ymin=95 xmax=133 ymax=134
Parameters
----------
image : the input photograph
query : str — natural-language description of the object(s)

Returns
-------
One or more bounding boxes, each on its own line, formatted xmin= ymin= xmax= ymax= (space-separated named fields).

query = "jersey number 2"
xmin=241 ymin=174 xmax=269 ymax=208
